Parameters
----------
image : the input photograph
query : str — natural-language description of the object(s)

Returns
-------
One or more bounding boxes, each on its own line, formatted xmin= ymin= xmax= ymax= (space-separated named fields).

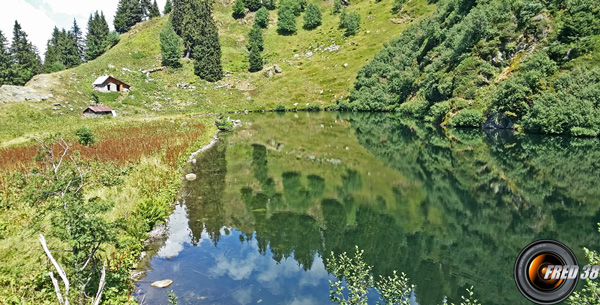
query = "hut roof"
xmin=86 ymin=105 xmax=113 ymax=113
xmin=92 ymin=75 xmax=131 ymax=88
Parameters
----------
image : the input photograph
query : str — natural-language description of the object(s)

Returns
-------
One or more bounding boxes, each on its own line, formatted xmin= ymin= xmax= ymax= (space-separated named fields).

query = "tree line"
xmin=0 ymin=0 xmax=168 ymax=86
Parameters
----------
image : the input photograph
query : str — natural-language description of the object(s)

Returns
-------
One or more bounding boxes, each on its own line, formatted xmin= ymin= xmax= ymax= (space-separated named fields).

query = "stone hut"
xmin=83 ymin=105 xmax=116 ymax=117
xmin=92 ymin=75 xmax=131 ymax=92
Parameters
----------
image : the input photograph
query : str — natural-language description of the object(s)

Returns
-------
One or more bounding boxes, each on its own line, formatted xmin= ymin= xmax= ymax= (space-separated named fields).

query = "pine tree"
xmin=245 ymin=0 xmax=261 ymax=12
xmin=248 ymin=44 xmax=263 ymax=72
xmin=43 ymin=27 xmax=63 ymax=73
xmin=141 ymin=0 xmax=152 ymax=18
xmin=60 ymin=29 xmax=82 ymax=68
xmin=255 ymin=7 xmax=269 ymax=28
xmin=164 ymin=0 xmax=173 ymax=14
xmin=149 ymin=0 xmax=161 ymax=18
xmin=160 ymin=21 xmax=182 ymax=67
xmin=114 ymin=0 xmax=144 ymax=33
xmin=263 ymin=0 xmax=276 ymax=10
xmin=280 ymin=0 xmax=302 ymax=16
xmin=9 ymin=21 xmax=41 ymax=85
xmin=232 ymin=0 xmax=246 ymax=19
xmin=70 ymin=19 xmax=84 ymax=62
xmin=303 ymin=4 xmax=322 ymax=30
xmin=0 ymin=30 xmax=13 ymax=85
xmin=171 ymin=0 xmax=190 ymax=35
xmin=86 ymin=11 xmax=110 ymax=60
xmin=247 ymin=23 xmax=263 ymax=51
xmin=277 ymin=8 xmax=297 ymax=35
xmin=192 ymin=0 xmax=223 ymax=82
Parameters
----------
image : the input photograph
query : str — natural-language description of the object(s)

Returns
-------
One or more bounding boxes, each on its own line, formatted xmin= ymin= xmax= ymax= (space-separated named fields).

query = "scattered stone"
xmin=293 ymin=54 xmax=300 ymax=58
xmin=277 ymin=143 xmax=285 ymax=151
xmin=324 ymin=44 xmax=340 ymax=52
xmin=186 ymin=173 xmax=197 ymax=181
xmin=108 ymin=64 xmax=115 ymax=68
xmin=0 ymin=85 xmax=53 ymax=102
xmin=343 ymin=63 xmax=348 ymax=68
xmin=484 ymin=113 xmax=515 ymax=130
xmin=192 ymin=159 xmax=197 ymax=164
xmin=305 ymin=51 xmax=314 ymax=57
xmin=247 ymin=97 xmax=251 ymax=101
xmin=267 ymin=71 xmax=274 ymax=78
xmin=244 ymin=110 xmax=249 ymax=114
xmin=151 ymin=280 xmax=173 ymax=288
xmin=181 ymin=121 xmax=188 ymax=126
xmin=274 ymin=65 xmax=283 ymax=73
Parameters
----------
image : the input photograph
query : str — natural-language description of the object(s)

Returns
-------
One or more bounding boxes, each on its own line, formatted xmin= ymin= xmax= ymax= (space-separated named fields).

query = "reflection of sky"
xmin=136 ymin=209 xmax=336 ymax=305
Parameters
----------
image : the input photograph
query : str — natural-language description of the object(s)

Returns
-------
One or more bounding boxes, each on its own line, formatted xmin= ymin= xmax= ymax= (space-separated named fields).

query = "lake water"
xmin=135 ymin=112 xmax=600 ymax=305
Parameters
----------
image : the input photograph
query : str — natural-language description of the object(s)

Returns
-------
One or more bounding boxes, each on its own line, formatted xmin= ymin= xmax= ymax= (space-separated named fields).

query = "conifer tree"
xmin=303 ymin=4 xmax=322 ymax=30
xmin=171 ymin=0 xmax=189 ymax=35
xmin=232 ymin=0 xmax=246 ymax=19
xmin=86 ymin=11 xmax=110 ymax=60
xmin=164 ymin=0 xmax=173 ymax=14
xmin=255 ymin=7 xmax=269 ymax=28
xmin=60 ymin=29 xmax=82 ymax=68
xmin=192 ymin=0 xmax=223 ymax=82
xmin=43 ymin=27 xmax=62 ymax=73
xmin=70 ymin=19 xmax=84 ymax=61
xmin=332 ymin=0 xmax=342 ymax=14
xmin=149 ymin=0 xmax=161 ymax=18
xmin=10 ymin=21 xmax=41 ymax=85
xmin=277 ymin=8 xmax=297 ymax=35
xmin=160 ymin=21 xmax=182 ymax=67
xmin=263 ymin=0 xmax=276 ymax=10
xmin=141 ymin=0 xmax=152 ymax=18
xmin=0 ymin=30 xmax=12 ymax=85
xmin=114 ymin=0 xmax=144 ymax=33
xmin=248 ymin=44 xmax=263 ymax=72
xmin=247 ymin=23 xmax=263 ymax=51
xmin=245 ymin=0 xmax=261 ymax=12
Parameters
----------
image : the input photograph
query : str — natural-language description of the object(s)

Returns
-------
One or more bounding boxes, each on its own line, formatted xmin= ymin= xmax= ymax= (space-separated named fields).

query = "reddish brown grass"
xmin=0 ymin=122 xmax=207 ymax=171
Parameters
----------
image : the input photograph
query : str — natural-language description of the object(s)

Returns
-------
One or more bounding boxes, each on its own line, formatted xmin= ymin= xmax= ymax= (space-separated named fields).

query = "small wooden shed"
xmin=83 ymin=105 xmax=116 ymax=117
xmin=92 ymin=75 xmax=131 ymax=92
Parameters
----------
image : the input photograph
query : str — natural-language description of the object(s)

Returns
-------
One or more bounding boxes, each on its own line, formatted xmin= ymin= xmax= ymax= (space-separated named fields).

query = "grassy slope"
xmin=0 ymin=0 xmax=434 ymax=145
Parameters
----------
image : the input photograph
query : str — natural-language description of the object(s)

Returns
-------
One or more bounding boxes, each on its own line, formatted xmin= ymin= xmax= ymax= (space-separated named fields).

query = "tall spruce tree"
xmin=255 ymin=7 xmax=269 ymax=28
xmin=164 ymin=0 xmax=173 ymax=14
xmin=149 ymin=0 xmax=161 ymax=18
xmin=60 ymin=29 xmax=82 ymax=68
xmin=10 ymin=21 xmax=41 ymax=85
xmin=232 ymin=0 xmax=246 ymax=19
xmin=141 ymin=0 xmax=152 ymax=18
xmin=192 ymin=0 xmax=223 ymax=82
xmin=247 ymin=23 xmax=263 ymax=51
xmin=43 ymin=27 xmax=64 ymax=72
xmin=86 ymin=11 xmax=110 ymax=60
xmin=160 ymin=21 xmax=182 ymax=67
xmin=114 ymin=0 xmax=144 ymax=33
xmin=263 ymin=0 xmax=276 ymax=10
xmin=70 ymin=19 xmax=84 ymax=62
xmin=171 ymin=0 xmax=189 ymax=35
xmin=0 ymin=30 xmax=13 ymax=85
xmin=248 ymin=44 xmax=263 ymax=72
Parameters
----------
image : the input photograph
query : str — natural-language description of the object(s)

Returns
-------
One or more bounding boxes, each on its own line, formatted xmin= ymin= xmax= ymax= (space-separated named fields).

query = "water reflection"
xmin=137 ymin=112 xmax=600 ymax=305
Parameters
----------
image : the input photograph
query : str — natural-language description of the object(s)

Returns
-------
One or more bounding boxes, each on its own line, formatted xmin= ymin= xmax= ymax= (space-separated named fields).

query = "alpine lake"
xmin=135 ymin=111 xmax=600 ymax=305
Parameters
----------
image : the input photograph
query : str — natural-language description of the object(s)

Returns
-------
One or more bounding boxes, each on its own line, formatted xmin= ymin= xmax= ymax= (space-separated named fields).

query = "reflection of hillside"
xmin=181 ymin=112 xmax=600 ymax=305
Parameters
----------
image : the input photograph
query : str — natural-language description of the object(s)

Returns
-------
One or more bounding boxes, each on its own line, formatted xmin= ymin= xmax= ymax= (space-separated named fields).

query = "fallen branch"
xmin=142 ymin=66 xmax=166 ymax=74
xmin=40 ymin=234 xmax=70 ymax=305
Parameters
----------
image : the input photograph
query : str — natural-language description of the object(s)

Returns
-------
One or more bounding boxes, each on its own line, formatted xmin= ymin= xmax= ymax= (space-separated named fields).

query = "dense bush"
xmin=277 ymin=8 xmax=297 ymax=35
xmin=339 ymin=10 xmax=361 ymax=36
xmin=75 ymin=127 xmax=96 ymax=146
xmin=448 ymin=109 xmax=484 ymax=127
xmin=303 ymin=4 xmax=322 ymax=30
xmin=425 ymin=101 xmax=451 ymax=123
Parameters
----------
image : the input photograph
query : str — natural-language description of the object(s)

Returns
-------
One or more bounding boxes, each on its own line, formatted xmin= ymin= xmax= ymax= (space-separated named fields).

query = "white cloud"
xmin=1 ymin=0 xmax=167 ymax=56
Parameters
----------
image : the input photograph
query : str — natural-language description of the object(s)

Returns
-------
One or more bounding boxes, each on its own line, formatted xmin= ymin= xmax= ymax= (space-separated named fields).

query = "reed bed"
xmin=0 ymin=121 xmax=206 ymax=171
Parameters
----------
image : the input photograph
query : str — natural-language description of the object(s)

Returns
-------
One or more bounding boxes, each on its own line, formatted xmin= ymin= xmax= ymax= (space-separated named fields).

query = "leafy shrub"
xmin=426 ymin=101 xmax=451 ymax=123
xmin=275 ymin=104 xmax=286 ymax=111
xmin=216 ymin=118 xmax=235 ymax=131
xmin=136 ymin=197 xmax=168 ymax=228
xmin=75 ymin=127 xmax=97 ymax=146
xmin=392 ymin=0 xmax=406 ymax=13
xmin=448 ymin=109 xmax=484 ymax=127
xmin=306 ymin=104 xmax=321 ymax=111
xmin=340 ymin=11 xmax=361 ymax=36
xmin=303 ymin=4 xmax=322 ymax=30
xmin=255 ymin=7 xmax=270 ymax=28
xmin=332 ymin=0 xmax=342 ymax=14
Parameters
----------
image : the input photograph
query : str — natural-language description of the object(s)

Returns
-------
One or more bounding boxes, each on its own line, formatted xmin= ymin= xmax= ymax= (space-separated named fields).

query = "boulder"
xmin=484 ymin=113 xmax=515 ymax=130
xmin=185 ymin=173 xmax=197 ymax=181
xmin=151 ymin=279 xmax=173 ymax=288
xmin=274 ymin=65 xmax=283 ymax=73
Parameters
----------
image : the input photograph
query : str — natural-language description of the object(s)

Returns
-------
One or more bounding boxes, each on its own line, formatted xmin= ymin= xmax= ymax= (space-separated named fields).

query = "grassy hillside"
xmin=0 ymin=0 xmax=435 ymax=144
xmin=345 ymin=0 xmax=600 ymax=136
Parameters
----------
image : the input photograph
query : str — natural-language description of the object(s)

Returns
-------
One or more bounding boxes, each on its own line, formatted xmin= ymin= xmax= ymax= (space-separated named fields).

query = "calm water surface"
xmin=136 ymin=112 xmax=600 ymax=305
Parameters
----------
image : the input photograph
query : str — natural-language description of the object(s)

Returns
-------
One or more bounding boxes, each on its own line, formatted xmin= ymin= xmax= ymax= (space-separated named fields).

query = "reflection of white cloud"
xmin=289 ymin=297 xmax=319 ymax=305
xmin=209 ymin=241 xmax=261 ymax=280
xmin=298 ymin=257 xmax=329 ymax=287
xmin=232 ymin=287 xmax=253 ymax=305
xmin=157 ymin=203 xmax=193 ymax=258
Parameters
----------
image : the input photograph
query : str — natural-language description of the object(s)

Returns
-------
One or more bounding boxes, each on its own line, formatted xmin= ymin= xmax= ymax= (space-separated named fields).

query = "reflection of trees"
xmin=183 ymin=113 xmax=600 ymax=305
xmin=181 ymin=136 xmax=228 ymax=246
